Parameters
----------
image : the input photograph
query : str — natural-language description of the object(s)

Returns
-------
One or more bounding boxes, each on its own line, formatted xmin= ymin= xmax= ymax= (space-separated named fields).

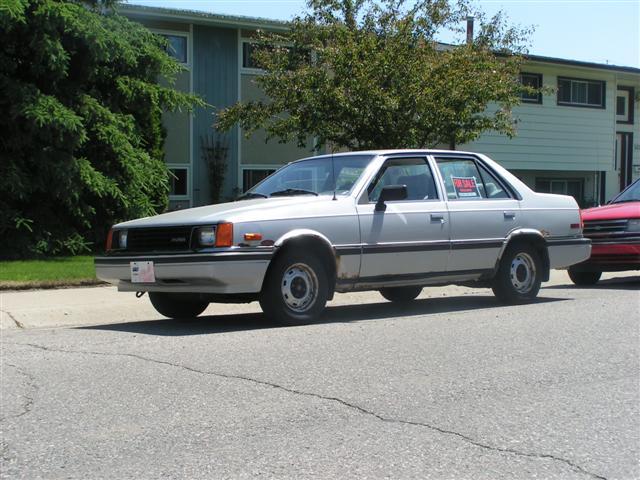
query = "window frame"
xmin=557 ymin=76 xmax=606 ymax=109
xmin=366 ymin=156 xmax=440 ymax=204
xmin=616 ymin=86 xmax=635 ymax=124
xmin=241 ymin=40 xmax=265 ymax=74
xmin=167 ymin=165 xmax=190 ymax=201
xmin=519 ymin=72 xmax=543 ymax=104
xmin=433 ymin=155 xmax=517 ymax=201
xmin=155 ymin=30 xmax=190 ymax=66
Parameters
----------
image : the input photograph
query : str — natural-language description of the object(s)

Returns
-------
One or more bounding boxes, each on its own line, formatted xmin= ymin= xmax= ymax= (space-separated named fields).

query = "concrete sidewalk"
xmin=1 ymin=270 xmax=637 ymax=330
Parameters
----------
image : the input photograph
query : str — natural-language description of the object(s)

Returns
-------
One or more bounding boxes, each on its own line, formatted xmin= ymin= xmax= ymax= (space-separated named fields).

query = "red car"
xmin=568 ymin=178 xmax=640 ymax=285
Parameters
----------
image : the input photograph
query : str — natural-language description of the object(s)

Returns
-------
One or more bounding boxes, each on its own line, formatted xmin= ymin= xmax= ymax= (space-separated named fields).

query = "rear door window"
xmin=436 ymin=158 xmax=511 ymax=200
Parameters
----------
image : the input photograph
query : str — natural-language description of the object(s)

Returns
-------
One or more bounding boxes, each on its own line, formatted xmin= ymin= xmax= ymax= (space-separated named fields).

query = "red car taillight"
xmin=105 ymin=228 xmax=113 ymax=252
xmin=570 ymin=210 xmax=584 ymax=231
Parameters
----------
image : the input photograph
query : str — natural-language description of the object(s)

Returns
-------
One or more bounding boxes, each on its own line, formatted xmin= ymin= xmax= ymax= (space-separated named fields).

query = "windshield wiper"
xmin=610 ymin=199 xmax=639 ymax=204
xmin=269 ymin=188 xmax=318 ymax=197
xmin=236 ymin=192 xmax=268 ymax=200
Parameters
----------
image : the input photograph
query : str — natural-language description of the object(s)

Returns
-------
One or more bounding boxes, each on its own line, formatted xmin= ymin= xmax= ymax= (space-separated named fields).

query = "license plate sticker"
xmin=130 ymin=261 xmax=155 ymax=283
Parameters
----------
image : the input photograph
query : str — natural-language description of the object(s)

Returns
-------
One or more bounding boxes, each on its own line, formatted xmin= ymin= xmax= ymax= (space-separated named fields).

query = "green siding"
xmin=192 ymin=24 xmax=239 ymax=205
xmin=240 ymin=74 xmax=314 ymax=166
xmin=464 ymin=66 xmax=617 ymax=172
xmin=162 ymin=71 xmax=190 ymax=165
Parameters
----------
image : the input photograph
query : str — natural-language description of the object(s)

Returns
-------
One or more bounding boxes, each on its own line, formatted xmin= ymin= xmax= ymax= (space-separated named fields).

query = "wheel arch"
xmin=497 ymin=229 xmax=550 ymax=282
xmin=264 ymin=229 xmax=338 ymax=299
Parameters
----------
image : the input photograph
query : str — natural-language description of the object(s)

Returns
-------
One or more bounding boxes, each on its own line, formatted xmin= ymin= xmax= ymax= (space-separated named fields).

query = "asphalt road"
xmin=1 ymin=273 xmax=639 ymax=479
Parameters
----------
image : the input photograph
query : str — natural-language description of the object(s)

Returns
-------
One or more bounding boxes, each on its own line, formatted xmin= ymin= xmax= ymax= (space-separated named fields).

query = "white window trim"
xmin=167 ymin=164 xmax=191 ymax=202
xmin=153 ymin=29 xmax=191 ymax=67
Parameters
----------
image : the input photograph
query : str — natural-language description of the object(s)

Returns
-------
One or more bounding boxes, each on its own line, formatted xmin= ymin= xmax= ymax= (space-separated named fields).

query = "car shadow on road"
xmin=544 ymin=275 xmax=639 ymax=291
xmin=78 ymin=295 xmax=567 ymax=337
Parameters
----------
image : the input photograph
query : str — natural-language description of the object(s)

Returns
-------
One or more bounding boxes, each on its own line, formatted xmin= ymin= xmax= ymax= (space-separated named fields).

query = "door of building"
xmin=616 ymin=132 xmax=633 ymax=191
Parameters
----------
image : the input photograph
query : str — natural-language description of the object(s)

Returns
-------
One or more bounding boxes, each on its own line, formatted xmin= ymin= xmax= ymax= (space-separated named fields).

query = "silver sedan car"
xmin=95 ymin=150 xmax=591 ymax=324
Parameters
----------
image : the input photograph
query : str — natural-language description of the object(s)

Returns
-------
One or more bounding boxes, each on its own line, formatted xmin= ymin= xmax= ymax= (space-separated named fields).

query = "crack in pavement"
xmin=0 ymin=363 xmax=38 ymax=422
xmin=0 ymin=309 xmax=24 ymax=329
xmin=5 ymin=341 xmax=607 ymax=480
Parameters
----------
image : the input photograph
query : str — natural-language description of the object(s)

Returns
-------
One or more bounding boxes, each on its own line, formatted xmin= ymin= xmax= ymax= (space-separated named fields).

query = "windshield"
xmin=611 ymin=179 xmax=640 ymax=204
xmin=245 ymin=155 xmax=373 ymax=198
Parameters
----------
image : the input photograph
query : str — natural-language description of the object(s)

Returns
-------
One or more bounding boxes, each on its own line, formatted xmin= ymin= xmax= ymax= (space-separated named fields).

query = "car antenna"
xmin=331 ymin=146 xmax=337 ymax=201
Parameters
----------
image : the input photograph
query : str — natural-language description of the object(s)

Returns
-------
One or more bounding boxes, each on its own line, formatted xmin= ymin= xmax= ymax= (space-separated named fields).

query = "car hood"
xmin=114 ymin=196 xmax=339 ymax=228
xmin=582 ymin=201 xmax=640 ymax=221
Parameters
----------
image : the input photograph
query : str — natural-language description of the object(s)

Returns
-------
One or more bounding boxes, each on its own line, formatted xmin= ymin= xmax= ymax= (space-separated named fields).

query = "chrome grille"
xmin=583 ymin=219 xmax=628 ymax=239
xmin=126 ymin=226 xmax=195 ymax=252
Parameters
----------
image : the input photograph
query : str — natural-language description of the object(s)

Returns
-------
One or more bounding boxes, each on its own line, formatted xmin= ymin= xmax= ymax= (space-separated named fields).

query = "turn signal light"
xmin=244 ymin=233 xmax=262 ymax=241
xmin=215 ymin=223 xmax=234 ymax=247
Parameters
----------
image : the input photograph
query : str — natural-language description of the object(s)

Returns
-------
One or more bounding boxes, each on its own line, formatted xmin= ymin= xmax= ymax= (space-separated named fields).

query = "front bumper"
xmin=94 ymin=249 xmax=273 ymax=294
xmin=570 ymin=240 xmax=640 ymax=272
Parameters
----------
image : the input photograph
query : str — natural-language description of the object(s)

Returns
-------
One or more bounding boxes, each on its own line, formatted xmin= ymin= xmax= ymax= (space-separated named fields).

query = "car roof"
xmin=301 ymin=149 xmax=479 ymax=161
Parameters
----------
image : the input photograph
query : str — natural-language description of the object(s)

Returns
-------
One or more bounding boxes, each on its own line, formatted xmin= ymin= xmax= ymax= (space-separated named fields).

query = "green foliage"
xmin=0 ymin=0 xmax=203 ymax=258
xmin=217 ymin=0 xmax=535 ymax=151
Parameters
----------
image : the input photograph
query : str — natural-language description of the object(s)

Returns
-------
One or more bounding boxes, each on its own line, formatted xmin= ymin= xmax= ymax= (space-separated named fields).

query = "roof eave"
xmin=120 ymin=4 xmax=290 ymax=32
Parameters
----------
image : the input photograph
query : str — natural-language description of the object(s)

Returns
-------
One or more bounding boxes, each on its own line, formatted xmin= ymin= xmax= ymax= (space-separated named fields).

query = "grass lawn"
xmin=0 ymin=255 xmax=100 ymax=289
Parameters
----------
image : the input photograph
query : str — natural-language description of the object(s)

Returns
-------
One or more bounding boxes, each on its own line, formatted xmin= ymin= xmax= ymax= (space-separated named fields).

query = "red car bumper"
xmin=572 ymin=241 xmax=640 ymax=272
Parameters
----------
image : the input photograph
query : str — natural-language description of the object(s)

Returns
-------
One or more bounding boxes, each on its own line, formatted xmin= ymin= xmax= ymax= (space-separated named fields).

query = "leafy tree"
xmin=0 ymin=0 xmax=203 ymax=258
xmin=217 ymin=0 xmax=534 ymax=151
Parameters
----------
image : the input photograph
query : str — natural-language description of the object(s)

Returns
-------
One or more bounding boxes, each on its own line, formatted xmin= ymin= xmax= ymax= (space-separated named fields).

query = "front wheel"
xmin=260 ymin=251 xmax=329 ymax=325
xmin=568 ymin=268 xmax=601 ymax=286
xmin=149 ymin=292 xmax=209 ymax=319
xmin=379 ymin=286 xmax=422 ymax=303
xmin=492 ymin=244 xmax=543 ymax=304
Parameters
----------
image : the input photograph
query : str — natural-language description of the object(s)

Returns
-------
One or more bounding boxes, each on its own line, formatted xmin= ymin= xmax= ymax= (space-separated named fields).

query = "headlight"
xmin=118 ymin=230 xmax=128 ymax=249
xmin=197 ymin=226 xmax=216 ymax=246
xmin=628 ymin=219 xmax=640 ymax=232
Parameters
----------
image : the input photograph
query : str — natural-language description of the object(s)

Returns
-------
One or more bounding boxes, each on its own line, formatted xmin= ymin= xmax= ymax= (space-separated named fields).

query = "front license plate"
xmin=130 ymin=261 xmax=155 ymax=283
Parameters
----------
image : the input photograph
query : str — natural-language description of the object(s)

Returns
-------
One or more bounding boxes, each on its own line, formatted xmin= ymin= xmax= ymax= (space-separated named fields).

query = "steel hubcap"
xmin=281 ymin=263 xmax=318 ymax=313
xmin=510 ymin=252 xmax=536 ymax=293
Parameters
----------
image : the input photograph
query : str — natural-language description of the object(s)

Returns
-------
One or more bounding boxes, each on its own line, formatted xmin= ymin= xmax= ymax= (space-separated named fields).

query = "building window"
xmin=242 ymin=42 xmax=260 ymax=69
xmin=243 ymin=168 xmax=276 ymax=192
xmin=616 ymin=86 xmax=634 ymax=124
xmin=535 ymin=178 xmax=584 ymax=205
xmin=519 ymin=73 xmax=542 ymax=104
xmin=557 ymin=77 xmax=605 ymax=108
xmin=160 ymin=34 xmax=188 ymax=64
xmin=169 ymin=167 xmax=188 ymax=197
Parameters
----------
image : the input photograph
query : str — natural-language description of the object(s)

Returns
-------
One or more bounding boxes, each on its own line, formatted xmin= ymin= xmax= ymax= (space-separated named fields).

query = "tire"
xmin=149 ymin=292 xmax=209 ymax=319
xmin=379 ymin=286 xmax=422 ymax=302
xmin=492 ymin=243 xmax=543 ymax=304
xmin=259 ymin=250 xmax=329 ymax=325
xmin=567 ymin=268 xmax=601 ymax=286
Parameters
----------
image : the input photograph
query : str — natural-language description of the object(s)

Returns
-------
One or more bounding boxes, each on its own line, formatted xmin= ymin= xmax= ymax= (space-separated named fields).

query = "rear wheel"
xmin=492 ymin=243 xmax=543 ymax=304
xmin=379 ymin=286 xmax=422 ymax=303
xmin=568 ymin=268 xmax=601 ymax=286
xmin=260 ymin=250 xmax=329 ymax=325
xmin=149 ymin=292 xmax=209 ymax=319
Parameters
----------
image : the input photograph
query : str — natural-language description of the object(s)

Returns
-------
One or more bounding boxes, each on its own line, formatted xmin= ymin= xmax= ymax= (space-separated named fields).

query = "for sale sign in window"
xmin=451 ymin=176 xmax=482 ymax=199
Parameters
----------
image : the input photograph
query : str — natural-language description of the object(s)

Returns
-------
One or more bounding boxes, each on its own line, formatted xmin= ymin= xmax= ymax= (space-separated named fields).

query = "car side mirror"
xmin=375 ymin=185 xmax=408 ymax=212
